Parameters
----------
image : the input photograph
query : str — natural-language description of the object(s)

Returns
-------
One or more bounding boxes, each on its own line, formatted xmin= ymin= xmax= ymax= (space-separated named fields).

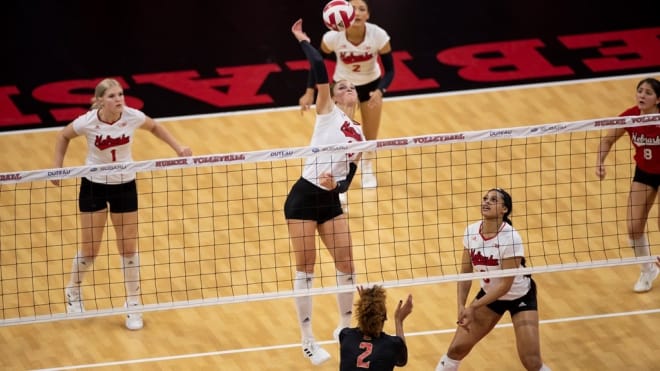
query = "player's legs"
xmin=359 ymin=99 xmax=381 ymax=188
xmin=111 ymin=211 xmax=138 ymax=256
xmin=319 ymin=215 xmax=355 ymax=337
xmin=627 ymin=181 xmax=659 ymax=292
xmin=438 ymin=305 xmax=501 ymax=370
xmin=110 ymin=210 xmax=143 ymax=330
xmin=359 ymin=99 xmax=382 ymax=141
xmin=288 ymin=219 xmax=320 ymax=272
xmin=288 ymin=219 xmax=330 ymax=365
xmin=318 ymin=214 xmax=354 ymax=274
xmin=511 ymin=309 xmax=546 ymax=371
xmin=65 ymin=210 xmax=107 ymax=313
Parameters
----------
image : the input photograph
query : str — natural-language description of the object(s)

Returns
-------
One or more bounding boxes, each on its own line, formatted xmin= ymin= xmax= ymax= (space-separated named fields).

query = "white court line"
xmin=31 ymin=307 xmax=660 ymax=371
xmin=3 ymin=71 xmax=659 ymax=137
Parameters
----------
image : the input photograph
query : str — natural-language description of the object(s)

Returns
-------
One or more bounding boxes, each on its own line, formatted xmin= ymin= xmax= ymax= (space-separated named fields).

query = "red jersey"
xmin=620 ymin=106 xmax=660 ymax=174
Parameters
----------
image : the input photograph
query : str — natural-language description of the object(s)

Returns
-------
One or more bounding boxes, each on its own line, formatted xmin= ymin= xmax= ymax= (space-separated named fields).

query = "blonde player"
xmin=285 ymin=18 xmax=366 ymax=366
xmin=299 ymin=0 xmax=393 ymax=190
xmin=596 ymin=77 xmax=660 ymax=292
xmin=51 ymin=78 xmax=192 ymax=330
xmin=436 ymin=188 xmax=550 ymax=371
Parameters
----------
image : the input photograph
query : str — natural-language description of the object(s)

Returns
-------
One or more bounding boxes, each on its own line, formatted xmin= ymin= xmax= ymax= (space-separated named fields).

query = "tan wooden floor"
xmin=0 ymin=74 xmax=659 ymax=370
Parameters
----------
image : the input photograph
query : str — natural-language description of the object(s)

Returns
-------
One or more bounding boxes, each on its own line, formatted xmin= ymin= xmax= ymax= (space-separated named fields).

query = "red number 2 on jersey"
xmin=356 ymin=341 xmax=373 ymax=368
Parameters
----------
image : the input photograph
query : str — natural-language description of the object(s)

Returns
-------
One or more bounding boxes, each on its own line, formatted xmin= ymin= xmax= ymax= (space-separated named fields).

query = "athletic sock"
xmin=122 ymin=253 xmax=141 ymax=305
xmin=436 ymin=354 xmax=460 ymax=371
xmin=336 ymin=270 xmax=356 ymax=328
xmin=68 ymin=251 xmax=94 ymax=287
xmin=294 ymin=271 xmax=315 ymax=339
xmin=630 ymin=235 xmax=653 ymax=271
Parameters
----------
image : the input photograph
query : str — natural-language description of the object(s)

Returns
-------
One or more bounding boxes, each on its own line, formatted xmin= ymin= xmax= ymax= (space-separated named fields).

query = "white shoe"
xmin=65 ymin=286 xmax=84 ymax=313
xmin=302 ymin=339 xmax=331 ymax=365
xmin=633 ymin=266 xmax=659 ymax=293
xmin=125 ymin=302 xmax=144 ymax=330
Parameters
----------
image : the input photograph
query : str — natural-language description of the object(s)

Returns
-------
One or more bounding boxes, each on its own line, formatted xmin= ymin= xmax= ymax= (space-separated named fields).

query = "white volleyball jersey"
xmin=302 ymin=105 xmax=365 ymax=189
xmin=463 ymin=221 xmax=531 ymax=300
xmin=322 ymin=22 xmax=390 ymax=86
xmin=72 ymin=106 xmax=146 ymax=184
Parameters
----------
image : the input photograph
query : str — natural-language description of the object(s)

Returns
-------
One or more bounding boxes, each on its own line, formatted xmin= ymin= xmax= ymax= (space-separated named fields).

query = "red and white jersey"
xmin=72 ymin=106 xmax=146 ymax=184
xmin=620 ymin=106 xmax=660 ymax=174
xmin=302 ymin=105 xmax=365 ymax=189
xmin=322 ymin=22 xmax=390 ymax=86
xmin=463 ymin=221 xmax=530 ymax=300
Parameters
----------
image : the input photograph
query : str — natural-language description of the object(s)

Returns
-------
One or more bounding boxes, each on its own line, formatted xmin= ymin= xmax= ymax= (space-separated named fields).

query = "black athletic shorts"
xmin=79 ymin=177 xmax=138 ymax=213
xmin=633 ymin=166 xmax=660 ymax=190
xmin=354 ymin=78 xmax=381 ymax=103
xmin=475 ymin=278 xmax=538 ymax=316
xmin=284 ymin=177 xmax=342 ymax=224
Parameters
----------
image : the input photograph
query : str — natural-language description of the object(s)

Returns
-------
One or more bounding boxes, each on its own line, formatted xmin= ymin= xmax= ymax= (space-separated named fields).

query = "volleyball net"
xmin=1 ymin=114 xmax=659 ymax=325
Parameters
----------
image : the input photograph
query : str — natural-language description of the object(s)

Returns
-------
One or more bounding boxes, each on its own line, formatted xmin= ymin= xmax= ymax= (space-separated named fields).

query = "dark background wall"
xmin=2 ymin=1 xmax=659 ymax=131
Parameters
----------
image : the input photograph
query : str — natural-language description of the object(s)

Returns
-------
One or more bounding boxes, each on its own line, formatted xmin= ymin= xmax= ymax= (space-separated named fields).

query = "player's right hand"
xmin=595 ymin=164 xmax=607 ymax=180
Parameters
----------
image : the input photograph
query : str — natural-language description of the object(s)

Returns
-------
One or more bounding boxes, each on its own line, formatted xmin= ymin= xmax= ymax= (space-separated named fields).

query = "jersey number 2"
xmin=356 ymin=342 xmax=373 ymax=368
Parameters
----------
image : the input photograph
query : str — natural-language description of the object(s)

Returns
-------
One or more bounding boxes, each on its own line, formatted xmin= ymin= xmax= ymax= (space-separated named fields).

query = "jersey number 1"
xmin=110 ymin=149 xmax=117 ymax=162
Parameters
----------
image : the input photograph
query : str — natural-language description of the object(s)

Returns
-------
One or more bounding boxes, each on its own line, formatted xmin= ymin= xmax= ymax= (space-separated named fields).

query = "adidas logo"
xmin=518 ymin=301 xmax=527 ymax=307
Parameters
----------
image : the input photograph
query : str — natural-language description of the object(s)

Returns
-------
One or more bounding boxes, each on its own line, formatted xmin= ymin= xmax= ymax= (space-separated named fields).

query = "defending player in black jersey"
xmin=339 ymin=285 xmax=413 ymax=370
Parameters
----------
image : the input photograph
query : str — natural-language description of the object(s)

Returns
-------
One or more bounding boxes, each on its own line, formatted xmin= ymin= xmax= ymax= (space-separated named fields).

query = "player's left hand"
xmin=394 ymin=294 xmax=413 ymax=322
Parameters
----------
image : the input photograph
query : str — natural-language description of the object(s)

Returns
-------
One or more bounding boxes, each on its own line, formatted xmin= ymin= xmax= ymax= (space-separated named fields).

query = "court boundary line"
xmin=3 ymin=71 xmax=658 ymax=137
xmin=31 ymin=307 xmax=660 ymax=370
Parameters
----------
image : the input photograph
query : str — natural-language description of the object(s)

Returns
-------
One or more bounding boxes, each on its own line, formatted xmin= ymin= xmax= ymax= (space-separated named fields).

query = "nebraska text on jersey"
xmin=631 ymin=132 xmax=660 ymax=146
xmin=95 ymin=134 xmax=130 ymax=150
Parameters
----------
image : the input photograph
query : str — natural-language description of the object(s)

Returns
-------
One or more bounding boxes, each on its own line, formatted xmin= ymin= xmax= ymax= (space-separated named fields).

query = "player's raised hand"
xmin=291 ymin=19 xmax=311 ymax=43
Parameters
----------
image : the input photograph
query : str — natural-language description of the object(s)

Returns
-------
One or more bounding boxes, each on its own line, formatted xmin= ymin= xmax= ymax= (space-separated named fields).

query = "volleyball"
xmin=322 ymin=0 xmax=355 ymax=32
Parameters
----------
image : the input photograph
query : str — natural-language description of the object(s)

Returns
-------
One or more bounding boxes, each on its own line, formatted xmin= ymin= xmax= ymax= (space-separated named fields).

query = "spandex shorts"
xmin=476 ymin=278 xmax=538 ymax=316
xmin=79 ymin=177 xmax=138 ymax=213
xmin=633 ymin=166 xmax=660 ymax=190
xmin=284 ymin=177 xmax=342 ymax=224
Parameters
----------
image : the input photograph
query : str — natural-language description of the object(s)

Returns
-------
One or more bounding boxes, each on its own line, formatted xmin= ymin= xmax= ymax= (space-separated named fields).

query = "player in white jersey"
xmin=299 ymin=0 xmax=393 ymax=190
xmin=51 ymin=78 xmax=192 ymax=330
xmin=436 ymin=189 xmax=551 ymax=371
xmin=285 ymin=18 xmax=366 ymax=366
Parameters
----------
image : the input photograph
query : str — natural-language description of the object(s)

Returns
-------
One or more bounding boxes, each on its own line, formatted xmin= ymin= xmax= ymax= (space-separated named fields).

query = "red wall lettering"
xmin=437 ymin=39 xmax=573 ymax=82
xmin=0 ymin=87 xmax=40 ymax=127
xmin=133 ymin=65 xmax=281 ymax=107
xmin=559 ymin=27 xmax=660 ymax=72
